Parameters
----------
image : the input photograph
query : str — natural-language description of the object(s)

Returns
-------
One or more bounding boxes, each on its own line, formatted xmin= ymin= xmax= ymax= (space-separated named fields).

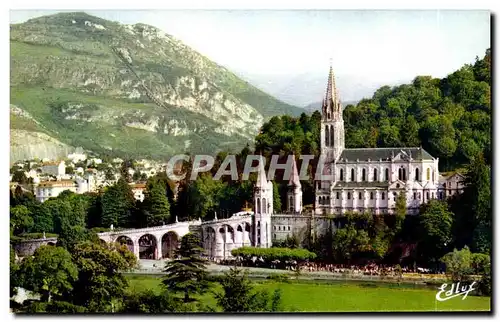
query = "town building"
xmin=41 ymin=161 xmax=66 ymax=177
xmin=438 ymin=172 xmax=465 ymax=200
xmin=130 ymin=183 xmax=146 ymax=202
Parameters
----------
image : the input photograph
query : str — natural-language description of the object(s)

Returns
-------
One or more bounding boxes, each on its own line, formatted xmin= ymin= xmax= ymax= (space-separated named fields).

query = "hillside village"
xmin=9 ymin=147 xmax=175 ymax=204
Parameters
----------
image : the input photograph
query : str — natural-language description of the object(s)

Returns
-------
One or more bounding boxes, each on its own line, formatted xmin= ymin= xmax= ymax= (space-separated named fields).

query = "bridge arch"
xmin=203 ymin=226 xmax=217 ymax=259
xmin=138 ymin=234 xmax=158 ymax=260
xmin=161 ymin=231 xmax=179 ymax=259
xmin=116 ymin=236 xmax=134 ymax=253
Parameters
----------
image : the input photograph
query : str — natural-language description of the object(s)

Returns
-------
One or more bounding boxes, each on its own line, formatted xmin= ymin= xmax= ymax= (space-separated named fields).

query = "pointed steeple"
xmin=323 ymin=63 xmax=342 ymax=120
xmin=255 ymin=156 xmax=268 ymax=188
xmin=288 ymin=156 xmax=301 ymax=188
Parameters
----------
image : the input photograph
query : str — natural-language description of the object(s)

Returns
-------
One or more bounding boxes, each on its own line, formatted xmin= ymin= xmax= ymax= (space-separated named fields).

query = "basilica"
xmin=313 ymin=66 xmax=441 ymax=215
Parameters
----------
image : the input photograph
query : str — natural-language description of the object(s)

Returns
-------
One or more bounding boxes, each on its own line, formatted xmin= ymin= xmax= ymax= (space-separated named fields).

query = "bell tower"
xmin=253 ymin=160 xmax=273 ymax=248
xmin=320 ymin=64 xmax=345 ymax=162
xmin=287 ymin=156 xmax=302 ymax=214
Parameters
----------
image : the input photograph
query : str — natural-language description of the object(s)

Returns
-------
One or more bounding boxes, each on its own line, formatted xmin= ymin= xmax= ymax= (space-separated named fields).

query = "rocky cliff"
xmin=10 ymin=12 xmax=302 ymax=161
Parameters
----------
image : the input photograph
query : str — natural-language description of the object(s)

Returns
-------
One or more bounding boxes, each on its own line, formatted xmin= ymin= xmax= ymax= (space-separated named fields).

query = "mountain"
xmin=10 ymin=12 xmax=303 ymax=162
xmin=232 ymin=69 xmax=398 ymax=107
xmin=303 ymin=100 xmax=359 ymax=113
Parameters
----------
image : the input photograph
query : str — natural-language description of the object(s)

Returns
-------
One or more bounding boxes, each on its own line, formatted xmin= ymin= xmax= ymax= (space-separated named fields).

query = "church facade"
xmin=314 ymin=66 xmax=440 ymax=215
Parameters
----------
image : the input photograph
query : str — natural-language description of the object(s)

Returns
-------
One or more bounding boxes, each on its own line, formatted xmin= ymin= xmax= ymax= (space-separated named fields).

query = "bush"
xmin=231 ymin=246 xmax=317 ymax=263
xmin=267 ymin=273 xmax=290 ymax=283
xmin=17 ymin=232 xmax=58 ymax=240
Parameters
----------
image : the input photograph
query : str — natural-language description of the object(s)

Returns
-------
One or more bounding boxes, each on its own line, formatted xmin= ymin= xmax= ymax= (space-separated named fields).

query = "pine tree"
xmin=462 ymin=154 xmax=491 ymax=253
xmin=162 ymin=233 xmax=209 ymax=303
xmin=101 ymin=179 xmax=136 ymax=228
xmin=273 ymin=182 xmax=282 ymax=212
xmin=394 ymin=191 xmax=407 ymax=233
xmin=143 ymin=180 xmax=170 ymax=226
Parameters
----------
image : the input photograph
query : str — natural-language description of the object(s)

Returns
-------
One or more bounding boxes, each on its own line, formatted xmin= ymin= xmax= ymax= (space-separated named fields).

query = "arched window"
xmin=257 ymin=198 xmax=261 ymax=213
xmin=262 ymin=198 xmax=267 ymax=214
xmin=381 ymin=192 xmax=385 ymax=200
xmin=385 ymin=168 xmax=389 ymax=181
xmin=358 ymin=192 xmax=362 ymax=199
xmin=336 ymin=192 xmax=340 ymax=199
xmin=398 ymin=168 xmax=402 ymax=181
xmin=370 ymin=192 xmax=374 ymax=200
xmin=330 ymin=126 xmax=334 ymax=147
xmin=362 ymin=169 xmax=366 ymax=181
xmin=432 ymin=171 xmax=435 ymax=182
xmin=415 ymin=168 xmax=420 ymax=181
xmin=402 ymin=168 xmax=406 ymax=181
xmin=289 ymin=196 xmax=293 ymax=211
xmin=325 ymin=126 xmax=330 ymax=147
xmin=351 ymin=168 xmax=355 ymax=181
xmin=427 ymin=168 xmax=430 ymax=181
xmin=374 ymin=168 xmax=378 ymax=181
xmin=340 ymin=169 xmax=344 ymax=181
xmin=347 ymin=192 xmax=351 ymax=199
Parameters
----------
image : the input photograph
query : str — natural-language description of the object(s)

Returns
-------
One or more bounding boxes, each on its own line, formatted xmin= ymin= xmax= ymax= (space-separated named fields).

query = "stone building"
xmin=315 ymin=66 xmax=440 ymax=215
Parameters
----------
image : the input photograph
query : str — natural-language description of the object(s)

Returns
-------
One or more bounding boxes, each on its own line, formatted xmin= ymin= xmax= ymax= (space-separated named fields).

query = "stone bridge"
xmin=13 ymin=212 xmax=260 ymax=261
xmin=97 ymin=219 xmax=202 ymax=260
xmin=200 ymin=211 xmax=255 ymax=260
xmin=13 ymin=219 xmax=202 ymax=260
xmin=14 ymin=237 xmax=58 ymax=257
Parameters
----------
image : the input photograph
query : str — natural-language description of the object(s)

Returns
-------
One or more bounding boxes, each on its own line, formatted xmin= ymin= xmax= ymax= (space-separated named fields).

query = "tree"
xmin=440 ymin=247 xmax=473 ymax=282
xmin=70 ymin=241 xmax=137 ymax=312
xmin=162 ymin=233 xmax=209 ymax=303
xmin=394 ymin=191 xmax=407 ymax=233
xmin=10 ymin=245 xmax=19 ymax=298
xmin=12 ymin=171 xmax=28 ymax=184
xmin=56 ymin=225 xmax=98 ymax=253
xmin=101 ymin=178 xmax=136 ymax=228
xmin=418 ymin=200 xmax=453 ymax=263
xmin=186 ymin=174 xmax=226 ymax=219
xmin=142 ymin=180 xmax=171 ymax=226
xmin=332 ymin=224 xmax=371 ymax=263
xmin=214 ymin=267 xmax=282 ymax=312
xmin=462 ymin=154 xmax=491 ymax=253
xmin=273 ymin=182 xmax=282 ymax=212
xmin=120 ymin=290 xmax=185 ymax=313
xmin=17 ymin=246 xmax=78 ymax=302
xmin=10 ymin=205 xmax=34 ymax=235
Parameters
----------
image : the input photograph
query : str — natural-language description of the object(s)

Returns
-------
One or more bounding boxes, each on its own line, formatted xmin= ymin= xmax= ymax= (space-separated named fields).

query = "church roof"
xmin=288 ymin=156 xmax=301 ymax=188
xmin=255 ymin=161 xmax=269 ymax=188
xmin=337 ymin=147 xmax=434 ymax=162
xmin=334 ymin=181 xmax=390 ymax=189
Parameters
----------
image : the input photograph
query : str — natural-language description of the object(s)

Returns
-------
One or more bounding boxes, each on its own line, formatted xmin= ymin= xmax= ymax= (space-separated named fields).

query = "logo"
xmin=435 ymin=281 xmax=477 ymax=302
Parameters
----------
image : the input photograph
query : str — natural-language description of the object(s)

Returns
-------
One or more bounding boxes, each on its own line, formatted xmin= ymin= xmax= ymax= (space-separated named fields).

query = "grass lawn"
xmin=125 ymin=274 xmax=491 ymax=312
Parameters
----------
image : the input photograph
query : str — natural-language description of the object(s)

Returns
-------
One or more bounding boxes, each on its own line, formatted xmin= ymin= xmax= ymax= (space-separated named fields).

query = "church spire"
xmin=323 ymin=63 xmax=341 ymax=121
xmin=288 ymin=156 xmax=301 ymax=188
xmin=255 ymin=158 xmax=268 ymax=188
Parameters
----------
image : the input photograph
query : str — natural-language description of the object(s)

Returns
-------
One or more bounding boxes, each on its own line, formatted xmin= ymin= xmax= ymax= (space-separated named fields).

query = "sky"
xmin=9 ymin=10 xmax=491 ymax=101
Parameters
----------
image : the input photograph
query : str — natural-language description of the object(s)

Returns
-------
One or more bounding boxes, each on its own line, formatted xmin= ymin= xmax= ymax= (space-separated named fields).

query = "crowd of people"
xmin=214 ymin=257 xmax=443 ymax=276
xmin=296 ymin=262 xmax=443 ymax=276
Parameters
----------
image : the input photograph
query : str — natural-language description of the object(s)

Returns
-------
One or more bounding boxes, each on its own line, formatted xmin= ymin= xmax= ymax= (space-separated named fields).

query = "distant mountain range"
xmin=10 ymin=12 xmax=304 ymax=162
xmin=303 ymin=100 xmax=359 ymax=113
xmin=232 ymin=69 xmax=407 ymax=108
